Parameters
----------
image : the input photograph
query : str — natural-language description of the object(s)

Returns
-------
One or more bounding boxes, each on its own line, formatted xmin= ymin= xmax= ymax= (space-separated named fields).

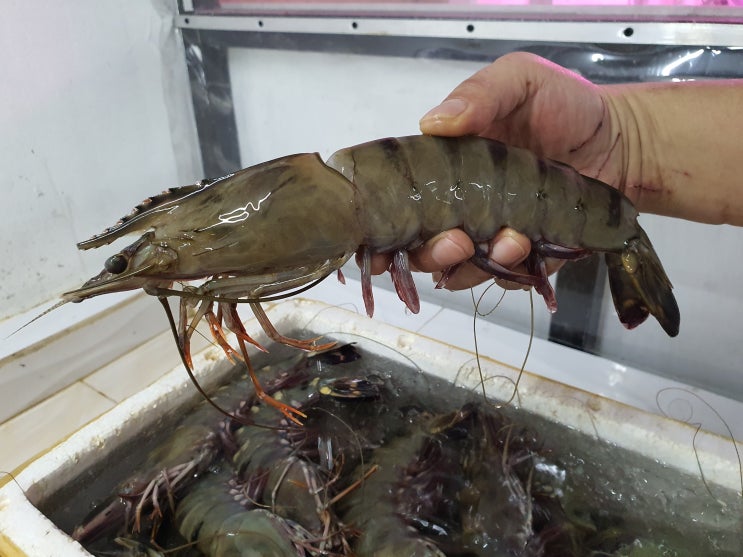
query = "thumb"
xmin=418 ymin=52 xmax=543 ymax=137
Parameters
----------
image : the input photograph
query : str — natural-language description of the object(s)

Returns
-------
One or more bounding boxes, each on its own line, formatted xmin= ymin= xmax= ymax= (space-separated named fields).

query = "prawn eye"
xmin=104 ymin=254 xmax=128 ymax=274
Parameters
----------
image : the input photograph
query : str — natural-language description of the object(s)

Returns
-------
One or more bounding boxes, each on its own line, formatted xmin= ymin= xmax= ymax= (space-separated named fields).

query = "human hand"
xmin=387 ymin=52 xmax=621 ymax=290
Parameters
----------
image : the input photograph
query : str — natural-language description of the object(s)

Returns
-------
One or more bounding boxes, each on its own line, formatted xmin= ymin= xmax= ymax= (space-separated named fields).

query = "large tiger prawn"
xmin=58 ymin=135 xmax=680 ymax=422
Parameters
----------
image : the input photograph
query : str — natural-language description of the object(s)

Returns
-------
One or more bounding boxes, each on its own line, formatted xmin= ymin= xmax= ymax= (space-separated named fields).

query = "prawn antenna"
xmin=469 ymin=284 xmax=533 ymax=409
xmin=7 ymin=299 xmax=70 ymax=339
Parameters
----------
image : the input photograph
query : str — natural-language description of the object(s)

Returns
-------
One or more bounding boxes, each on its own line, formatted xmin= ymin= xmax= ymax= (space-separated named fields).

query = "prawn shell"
xmin=328 ymin=135 xmax=639 ymax=252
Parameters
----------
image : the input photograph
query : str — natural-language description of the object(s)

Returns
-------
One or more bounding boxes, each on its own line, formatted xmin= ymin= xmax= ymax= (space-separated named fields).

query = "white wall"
xmin=228 ymin=47 xmax=743 ymax=400
xmin=0 ymin=0 xmax=201 ymax=320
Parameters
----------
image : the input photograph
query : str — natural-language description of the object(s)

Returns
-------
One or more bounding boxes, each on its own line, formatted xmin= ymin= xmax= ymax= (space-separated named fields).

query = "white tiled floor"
xmin=83 ymin=330 xmax=210 ymax=404
xmin=0 ymin=382 xmax=114 ymax=473
xmin=0 ymin=325 xmax=217 ymax=474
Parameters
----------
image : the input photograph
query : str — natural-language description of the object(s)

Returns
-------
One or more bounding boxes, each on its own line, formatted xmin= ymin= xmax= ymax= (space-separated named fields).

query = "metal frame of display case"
xmin=173 ymin=3 xmax=743 ymax=352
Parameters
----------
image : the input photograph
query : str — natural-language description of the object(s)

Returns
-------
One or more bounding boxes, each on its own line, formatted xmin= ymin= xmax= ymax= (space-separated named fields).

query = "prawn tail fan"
xmin=605 ymin=228 xmax=680 ymax=337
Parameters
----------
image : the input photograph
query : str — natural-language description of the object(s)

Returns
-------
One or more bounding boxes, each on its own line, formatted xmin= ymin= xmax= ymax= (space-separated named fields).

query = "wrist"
xmin=601 ymin=84 xmax=664 ymax=214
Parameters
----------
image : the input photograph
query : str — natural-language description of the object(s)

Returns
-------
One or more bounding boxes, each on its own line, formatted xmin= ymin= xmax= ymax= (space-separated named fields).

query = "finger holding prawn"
xmin=426 ymin=228 xmax=565 ymax=293
xmin=365 ymin=229 xmax=474 ymax=277
xmin=368 ymin=228 xmax=563 ymax=293
xmin=417 ymin=228 xmax=533 ymax=291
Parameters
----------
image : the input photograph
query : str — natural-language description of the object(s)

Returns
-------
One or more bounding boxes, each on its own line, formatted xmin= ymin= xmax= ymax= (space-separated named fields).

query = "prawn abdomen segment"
xmin=328 ymin=138 xmax=429 ymax=252
xmin=328 ymin=135 xmax=504 ymax=251
xmin=327 ymin=135 xmax=639 ymax=252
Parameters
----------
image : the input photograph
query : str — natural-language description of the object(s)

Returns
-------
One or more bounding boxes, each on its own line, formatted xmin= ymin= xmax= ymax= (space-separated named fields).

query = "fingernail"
xmin=490 ymin=236 xmax=527 ymax=266
xmin=420 ymin=99 xmax=468 ymax=124
xmin=430 ymin=235 xmax=469 ymax=266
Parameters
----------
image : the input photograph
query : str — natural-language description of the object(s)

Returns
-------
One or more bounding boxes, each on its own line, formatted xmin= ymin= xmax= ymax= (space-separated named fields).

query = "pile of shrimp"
xmin=62 ymin=344 xmax=699 ymax=557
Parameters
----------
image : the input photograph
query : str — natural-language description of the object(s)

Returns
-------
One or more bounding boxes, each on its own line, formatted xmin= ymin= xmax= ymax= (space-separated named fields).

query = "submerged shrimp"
xmin=72 ymin=355 xmax=311 ymax=545
xmin=57 ymin=135 xmax=680 ymax=421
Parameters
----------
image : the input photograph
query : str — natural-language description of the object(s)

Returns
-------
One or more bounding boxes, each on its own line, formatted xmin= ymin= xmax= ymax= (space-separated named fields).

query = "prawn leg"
xmin=197 ymin=259 xmax=349 ymax=300
xmin=358 ymin=245 xmax=375 ymax=317
xmin=217 ymin=302 xmax=268 ymax=354
xmin=248 ymin=302 xmax=335 ymax=352
xmin=174 ymin=268 xmax=343 ymax=423
xmin=195 ymin=263 xmax=344 ymax=350
xmin=525 ymin=251 xmax=557 ymax=312
xmin=470 ymin=245 xmax=558 ymax=312
xmin=234 ymin=334 xmax=307 ymax=425
xmin=470 ymin=240 xmax=589 ymax=313
xmin=179 ymin=298 xmax=213 ymax=368
xmin=390 ymin=249 xmax=420 ymax=314
xmin=358 ymin=247 xmax=420 ymax=316
xmin=204 ymin=307 xmax=244 ymax=364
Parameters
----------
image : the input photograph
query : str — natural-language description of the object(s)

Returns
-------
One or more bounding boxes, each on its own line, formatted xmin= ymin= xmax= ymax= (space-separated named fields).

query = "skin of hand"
xmin=370 ymin=52 xmax=743 ymax=289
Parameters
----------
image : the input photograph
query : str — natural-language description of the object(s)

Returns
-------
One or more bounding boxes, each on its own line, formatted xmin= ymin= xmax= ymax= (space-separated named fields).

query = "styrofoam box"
xmin=0 ymin=299 xmax=740 ymax=556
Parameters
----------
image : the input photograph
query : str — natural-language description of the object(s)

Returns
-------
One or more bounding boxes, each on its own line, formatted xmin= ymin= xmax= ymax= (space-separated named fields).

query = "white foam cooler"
xmin=0 ymin=296 xmax=741 ymax=556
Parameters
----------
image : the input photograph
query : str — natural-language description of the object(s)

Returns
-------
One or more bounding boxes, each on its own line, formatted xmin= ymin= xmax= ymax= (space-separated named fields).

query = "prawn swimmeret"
xmin=59 ymin=135 xmax=680 ymax=421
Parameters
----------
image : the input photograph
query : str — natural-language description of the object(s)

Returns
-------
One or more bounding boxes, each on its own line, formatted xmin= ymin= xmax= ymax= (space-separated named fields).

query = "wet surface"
xmin=40 ymin=338 xmax=742 ymax=556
